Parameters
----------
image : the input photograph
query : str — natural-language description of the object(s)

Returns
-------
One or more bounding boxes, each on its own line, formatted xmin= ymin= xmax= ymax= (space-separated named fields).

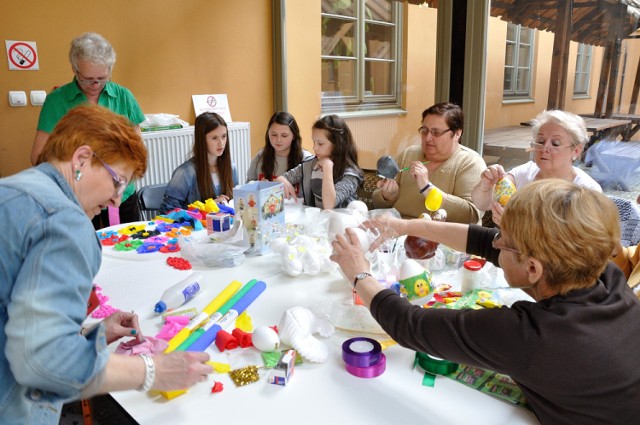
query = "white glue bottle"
xmin=154 ymin=272 xmax=204 ymax=313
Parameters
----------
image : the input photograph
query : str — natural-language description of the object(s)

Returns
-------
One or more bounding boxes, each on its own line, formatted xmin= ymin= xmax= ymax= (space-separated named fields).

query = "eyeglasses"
xmin=528 ymin=139 xmax=576 ymax=154
xmin=492 ymin=231 xmax=521 ymax=255
xmin=418 ymin=126 xmax=452 ymax=138
xmin=93 ymin=153 xmax=128 ymax=197
xmin=75 ymin=73 xmax=110 ymax=88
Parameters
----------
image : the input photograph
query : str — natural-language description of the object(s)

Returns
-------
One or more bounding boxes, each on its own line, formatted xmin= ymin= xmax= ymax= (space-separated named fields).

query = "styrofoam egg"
xmin=399 ymin=259 xmax=425 ymax=281
xmin=347 ymin=200 xmax=369 ymax=215
xmin=328 ymin=212 xmax=360 ymax=236
xmin=349 ymin=227 xmax=371 ymax=252
xmin=282 ymin=255 xmax=303 ymax=276
xmin=252 ymin=326 xmax=280 ymax=352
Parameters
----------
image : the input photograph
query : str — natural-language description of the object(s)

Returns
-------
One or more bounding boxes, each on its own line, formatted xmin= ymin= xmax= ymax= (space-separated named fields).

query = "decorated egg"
xmin=252 ymin=326 xmax=280 ymax=352
xmin=398 ymin=259 xmax=434 ymax=302
xmin=493 ymin=178 xmax=516 ymax=206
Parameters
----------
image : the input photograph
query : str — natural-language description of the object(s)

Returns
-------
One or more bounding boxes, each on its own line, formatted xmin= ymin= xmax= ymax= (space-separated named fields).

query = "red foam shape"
xmin=211 ymin=381 xmax=224 ymax=393
xmin=166 ymin=257 xmax=192 ymax=270
xmin=231 ymin=328 xmax=253 ymax=348
xmin=214 ymin=330 xmax=238 ymax=352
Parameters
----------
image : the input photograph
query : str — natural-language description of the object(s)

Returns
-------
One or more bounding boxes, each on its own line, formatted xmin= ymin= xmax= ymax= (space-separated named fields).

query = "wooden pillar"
xmin=629 ymin=56 xmax=640 ymax=115
xmin=547 ymin=0 xmax=572 ymax=110
xmin=605 ymin=37 xmax=623 ymax=117
xmin=594 ymin=44 xmax=613 ymax=118
xmin=605 ymin=4 xmax=625 ymax=117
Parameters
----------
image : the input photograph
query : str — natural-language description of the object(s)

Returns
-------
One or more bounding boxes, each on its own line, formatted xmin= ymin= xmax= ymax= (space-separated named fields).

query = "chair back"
xmin=609 ymin=195 xmax=640 ymax=247
xmin=138 ymin=184 xmax=167 ymax=220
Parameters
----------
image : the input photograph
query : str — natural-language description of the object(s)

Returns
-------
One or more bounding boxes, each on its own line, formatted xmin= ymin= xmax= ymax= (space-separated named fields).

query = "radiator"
xmin=137 ymin=121 xmax=251 ymax=192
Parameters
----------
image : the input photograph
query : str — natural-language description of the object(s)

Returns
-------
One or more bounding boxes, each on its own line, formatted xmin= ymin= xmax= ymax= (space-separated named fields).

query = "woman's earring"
xmin=571 ymin=156 xmax=577 ymax=162
xmin=75 ymin=168 xmax=82 ymax=181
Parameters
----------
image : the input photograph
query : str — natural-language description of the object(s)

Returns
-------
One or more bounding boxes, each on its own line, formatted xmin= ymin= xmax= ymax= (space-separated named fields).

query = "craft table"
xmin=94 ymin=208 xmax=537 ymax=425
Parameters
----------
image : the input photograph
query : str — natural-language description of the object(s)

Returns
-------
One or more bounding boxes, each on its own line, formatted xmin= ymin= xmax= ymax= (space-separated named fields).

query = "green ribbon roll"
xmin=414 ymin=352 xmax=459 ymax=387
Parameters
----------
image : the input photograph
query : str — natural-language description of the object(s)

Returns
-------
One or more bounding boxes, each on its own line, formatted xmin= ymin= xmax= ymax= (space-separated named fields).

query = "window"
xmin=573 ymin=43 xmax=592 ymax=96
xmin=321 ymin=0 xmax=403 ymax=112
xmin=504 ymin=23 xmax=534 ymax=98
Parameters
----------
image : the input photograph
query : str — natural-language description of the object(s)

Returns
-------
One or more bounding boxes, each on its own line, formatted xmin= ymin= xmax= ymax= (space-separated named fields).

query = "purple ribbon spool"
xmin=342 ymin=337 xmax=383 ymax=368
xmin=345 ymin=353 xmax=386 ymax=378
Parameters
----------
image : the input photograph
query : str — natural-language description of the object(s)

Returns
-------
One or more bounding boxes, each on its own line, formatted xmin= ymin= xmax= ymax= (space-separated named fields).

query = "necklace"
xmin=536 ymin=167 xmax=574 ymax=182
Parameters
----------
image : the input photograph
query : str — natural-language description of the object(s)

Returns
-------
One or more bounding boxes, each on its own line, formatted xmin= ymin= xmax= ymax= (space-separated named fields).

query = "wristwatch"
xmin=353 ymin=272 xmax=373 ymax=288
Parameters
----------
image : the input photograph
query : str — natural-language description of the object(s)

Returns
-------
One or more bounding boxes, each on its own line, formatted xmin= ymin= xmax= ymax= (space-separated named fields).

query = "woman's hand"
xmin=410 ymin=161 xmax=430 ymax=190
xmin=330 ymin=229 xmax=371 ymax=285
xmin=376 ymin=178 xmax=399 ymax=202
xmin=361 ymin=213 xmax=406 ymax=251
xmin=152 ymin=351 xmax=213 ymax=391
xmin=479 ymin=165 xmax=506 ymax=191
xmin=275 ymin=176 xmax=297 ymax=201
xmin=215 ymin=194 xmax=230 ymax=205
xmin=104 ymin=311 xmax=143 ymax=345
xmin=316 ymin=158 xmax=334 ymax=173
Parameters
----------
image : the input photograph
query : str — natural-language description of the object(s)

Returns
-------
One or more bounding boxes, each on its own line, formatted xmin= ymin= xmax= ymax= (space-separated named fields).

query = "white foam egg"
xmin=347 ymin=200 xmax=369 ymax=215
xmin=349 ymin=227 xmax=371 ymax=252
xmin=252 ymin=326 xmax=280 ymax=352
xmin=283 ymin=257 xmax=303 ymax=276
xmin=399 ymin=259 xmax=425 ymax=281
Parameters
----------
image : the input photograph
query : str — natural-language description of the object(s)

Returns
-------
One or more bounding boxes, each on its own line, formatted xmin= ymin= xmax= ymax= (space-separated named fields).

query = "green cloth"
xmin=37 ymin=78 xmax=145 ymax=202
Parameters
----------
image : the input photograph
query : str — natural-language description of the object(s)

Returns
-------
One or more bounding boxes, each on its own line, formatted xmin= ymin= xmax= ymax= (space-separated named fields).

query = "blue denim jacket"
xmin=0 ymin=163 xmax=109 ymax=425
xmin=160 ymin=158 xmax=239 ymax=213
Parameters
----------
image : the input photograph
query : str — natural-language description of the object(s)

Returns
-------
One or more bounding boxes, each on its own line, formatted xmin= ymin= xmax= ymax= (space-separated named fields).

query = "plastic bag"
xmin=140 ymin=113 xmax=189 ymax=129
xmin=179 ymin=219 xmax=251 ymax=267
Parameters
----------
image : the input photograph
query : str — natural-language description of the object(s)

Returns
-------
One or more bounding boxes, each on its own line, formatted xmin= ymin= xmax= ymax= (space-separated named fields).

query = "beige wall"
xmin=2 ymin=2 xmax=638 ymax=178
xmin=0 ymin=0 xmax=273 ymax=177
xmin=284 ymin=0 xmax=322 ymax=153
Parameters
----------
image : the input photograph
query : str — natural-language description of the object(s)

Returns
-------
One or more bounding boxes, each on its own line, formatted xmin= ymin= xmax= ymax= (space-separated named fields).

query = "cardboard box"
xmin=233 ymin=181 xmax=285 ymax=254
xmin=268 ymin=350 xmax=296 ymax=386
xmin=206 ymin=212 xmax=231 ymax=234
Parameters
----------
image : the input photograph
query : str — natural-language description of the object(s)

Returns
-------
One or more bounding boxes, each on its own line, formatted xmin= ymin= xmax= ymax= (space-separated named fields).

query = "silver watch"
xmin=353 ymin=272 xmax=372 ymax=288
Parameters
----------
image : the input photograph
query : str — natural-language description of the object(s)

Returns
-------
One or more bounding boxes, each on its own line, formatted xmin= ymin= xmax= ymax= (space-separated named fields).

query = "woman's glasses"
xmin=418 ymin=127 xmax=452 ymax=138
xmin=492 ymin=231 xmax=521 ymax=255
xmin=75 ymin=72 xmax=110 ymax=88
xmin=528 ymin=139 xmax=575 ymax=154
xmin=93 ymin=153 xmax=127 ymax=197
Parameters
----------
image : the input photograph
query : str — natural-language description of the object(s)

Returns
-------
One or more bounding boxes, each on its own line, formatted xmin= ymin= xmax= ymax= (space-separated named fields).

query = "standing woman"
xmin=246 ymin=111 xmax=313 ymax=185
xmin=160 ymin=112 xmax=238 ymax=213
xmin=276 ymin=115 xmax=363 ymax=209
xmin=1 ymin=105 xmax=212 ymax=425
xmin=31 ymin=32 xmax=145 ymax=229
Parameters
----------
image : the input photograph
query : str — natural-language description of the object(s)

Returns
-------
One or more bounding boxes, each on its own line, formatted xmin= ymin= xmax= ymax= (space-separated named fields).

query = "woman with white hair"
xmin=31 ymin=32 xmax=145 ymax=229
xmin=471 ymin=110 xmax=601 ymax=225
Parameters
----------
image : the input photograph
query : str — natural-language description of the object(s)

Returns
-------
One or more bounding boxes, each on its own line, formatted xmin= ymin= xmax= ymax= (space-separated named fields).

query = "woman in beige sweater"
xmin=372 ymin=102 xmax=486 ymax=224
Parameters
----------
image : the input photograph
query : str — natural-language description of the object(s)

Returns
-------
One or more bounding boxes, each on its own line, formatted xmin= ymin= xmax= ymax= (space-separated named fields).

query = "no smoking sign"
xmin=6 ymin=40 xmax=39 ymax=71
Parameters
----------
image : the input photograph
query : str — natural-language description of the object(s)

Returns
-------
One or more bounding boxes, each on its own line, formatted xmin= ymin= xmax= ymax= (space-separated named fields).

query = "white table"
xmin=94 ymin=213 xmax=538 ymax=425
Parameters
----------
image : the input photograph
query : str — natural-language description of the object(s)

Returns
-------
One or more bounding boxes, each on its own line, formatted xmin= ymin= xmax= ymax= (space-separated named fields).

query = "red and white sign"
xmin=6 ymin=40 xmax=39 ymax=71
